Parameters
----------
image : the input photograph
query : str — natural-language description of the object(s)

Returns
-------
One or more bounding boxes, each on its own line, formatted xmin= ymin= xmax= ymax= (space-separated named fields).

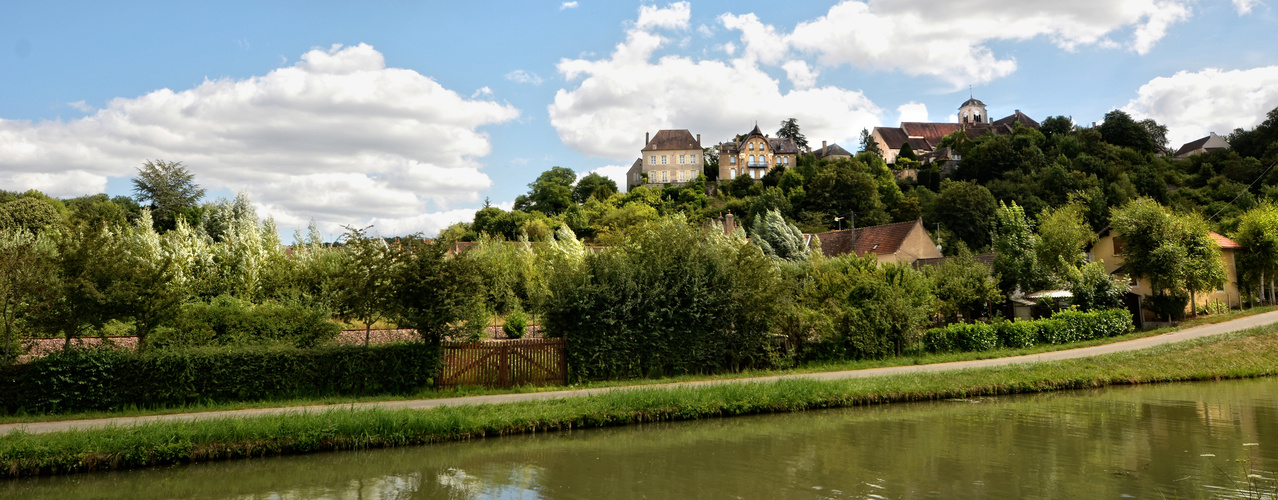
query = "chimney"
xmin=725 ymin=212 xmax=736 ymax=235
xmin=696 ymin=134 xmax=701 ymax=146
xmin=822 ymin=140 xmax=828 ymax=155
xmin=645 ymin=132 xmax=650 ymax=146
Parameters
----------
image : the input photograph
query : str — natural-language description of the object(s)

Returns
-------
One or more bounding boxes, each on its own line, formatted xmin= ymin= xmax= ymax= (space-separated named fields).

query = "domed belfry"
xmin=959 ymin=97 xmax=988 ymax=126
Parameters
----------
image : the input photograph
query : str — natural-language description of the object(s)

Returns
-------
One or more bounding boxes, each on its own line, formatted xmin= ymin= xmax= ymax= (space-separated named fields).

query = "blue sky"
xmin=3 ymin=1 xmax=1277 ymax=237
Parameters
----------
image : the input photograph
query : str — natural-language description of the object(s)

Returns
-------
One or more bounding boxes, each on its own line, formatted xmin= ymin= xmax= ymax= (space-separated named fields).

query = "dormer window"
xmin=749 ymin=142 xmax=754 ymax=151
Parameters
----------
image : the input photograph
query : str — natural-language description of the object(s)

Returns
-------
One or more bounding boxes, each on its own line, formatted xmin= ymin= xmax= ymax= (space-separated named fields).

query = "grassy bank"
xmin=4 ymin=321 xmax=1278 ymax=478
xmin=1 ymin=306 xmax=1271 ymax=426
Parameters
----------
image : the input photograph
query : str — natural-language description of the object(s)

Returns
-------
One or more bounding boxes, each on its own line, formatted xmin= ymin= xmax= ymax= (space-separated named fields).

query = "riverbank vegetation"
xmin=3 ymin=321 xmax=1277 ymax=478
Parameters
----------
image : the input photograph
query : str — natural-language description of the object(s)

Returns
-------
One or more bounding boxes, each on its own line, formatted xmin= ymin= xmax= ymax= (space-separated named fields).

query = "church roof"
xmin=642 ymin=129 xmax=701 ymax=151
xmin=960 ymin=97 xmax=986 ymax=108
xmin=901 ymin=122 xmax=963 ymax=145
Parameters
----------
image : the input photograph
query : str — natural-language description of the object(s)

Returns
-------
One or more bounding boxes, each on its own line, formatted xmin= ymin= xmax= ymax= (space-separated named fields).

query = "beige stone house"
xmin=1174 ymin=132 xmax=1230 ymax=158
xmin=626 ymin=129 xmax=704 ymax=191
xmin=1087 ymin=228 xmax=1243 ymax=315
xmin=718 ymin=124 xmax=799 ymax=181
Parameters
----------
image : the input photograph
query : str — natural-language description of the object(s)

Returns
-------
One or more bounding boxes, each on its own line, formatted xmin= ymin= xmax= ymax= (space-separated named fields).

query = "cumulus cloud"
xmin=560 ymin=1 xmax=578 ymax=10
xmin=709 ymin=0 xmax=1201 ymax=87
xmin=1232 ymin=0 xmax=1261 ymax=14
xmin=0 ymin=43 xmax=519 ymax=236
xmin=1122 ymin=66 xmax=1278 ymax=147
xmin=549 ymin=3 xmax=883 ymax=162
xmin=67 ymin=100 xmax=94 ymax=112
xmin=782 ymin=60 xmax=818 ymax=90
xmin=896 ymin=102 xmax=930 ymax=123
xmin=636 ymin=1 xmax=690 ymax=30
xmin=506 ymin=69 xmax=543 ymax=85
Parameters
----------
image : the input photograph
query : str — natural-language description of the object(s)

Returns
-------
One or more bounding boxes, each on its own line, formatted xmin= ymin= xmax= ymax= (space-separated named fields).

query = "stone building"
xmin=626 ymin=129 xmax=704 ymax=191
xmin=718 ymin=124 xmax=799 ymax=181
xmin=872 ymin=97 xmax=1041 ymax=164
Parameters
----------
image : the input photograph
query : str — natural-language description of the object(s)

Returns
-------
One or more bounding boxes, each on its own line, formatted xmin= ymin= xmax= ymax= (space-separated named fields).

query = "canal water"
xmin=5 ymin=377 xmax=1277 ymax=499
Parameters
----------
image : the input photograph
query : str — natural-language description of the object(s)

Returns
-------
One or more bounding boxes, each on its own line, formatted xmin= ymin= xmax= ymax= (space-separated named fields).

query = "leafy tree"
xmin=1234 ymin=203 xmax=1278 ymax=304
xmin=1140 ymin=118 xmax=1170 ymax=156
xmin=926 ymin=248 xmax=1002 ymax=322
xmin=332 ymin=226 xmax=401 ymax=346
xmin=394 ymin=238 xmax=484 ymax=345
xmin=116 ymin=211 xmax=185 ymax=346
xmin=703 ymin=147 xmax=720 ymax=181
xmin=727 ymin=173 xmax=756 ymax=197
xmin=1040 ymin=115 xmax=1074 ymax=141
xmin=0 ymin=229 xmax=54 ymax=363
xmin=29 ymin=226 xmax=132 ymax=348
xmin=573 ymin=173 xmax=618 ymax=204
xmin=1110 ymin=198 xmax=1226 ymax=318
xmin=132 ymin=159 xmax=205 ymax=231
xmin=1097 ymin=110 xmax=1155 ymax=153
xmin=750 ymin=209 xmax=808 ymax=261
xmin=0 ymin=197 xmax=63 ymax=234
xmin=1069 ymin=261 xmax=1128 ymax=312
xmin=991 ymin=201 xmax=1040 ymax=295
xmin=1035 ymin=202 xmax=1096 ymax=285
xmin=514 ymin=166 xmax=576 ymax=215
xmin=930 ymin=180 xmax=997 ymax=252
xmin=858 ymin=128 xmax=881 ymax=156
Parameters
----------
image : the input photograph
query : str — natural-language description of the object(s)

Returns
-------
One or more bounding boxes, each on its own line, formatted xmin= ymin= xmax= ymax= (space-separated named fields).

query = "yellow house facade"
xmin=1087 ymin=228 xmax=1243 ymax=314
xmin=626 ymin=129 xmax=704 ymax=191
xmin=718 ymin=124 xmax=799 ymax=181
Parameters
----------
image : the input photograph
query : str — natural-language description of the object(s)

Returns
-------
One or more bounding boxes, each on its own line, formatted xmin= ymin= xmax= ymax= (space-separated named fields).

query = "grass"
xmin=2 ymin=305 xmax=1273 ymax=426
xmin=4 ymin=319 xmax=1278 ymax=478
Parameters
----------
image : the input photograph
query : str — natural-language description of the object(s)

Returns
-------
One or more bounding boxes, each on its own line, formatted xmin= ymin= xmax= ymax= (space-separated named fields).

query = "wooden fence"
xmin=438 ymin=338 xmax=567 ymax=388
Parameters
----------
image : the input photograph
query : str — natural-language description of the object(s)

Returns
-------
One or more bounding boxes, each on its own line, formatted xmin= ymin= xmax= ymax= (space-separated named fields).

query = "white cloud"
xmin=505 ymin=69 xmax=543 ymax=85
xmin=1122 ymin=66 xmax=1278 ymax=147
xmin=0 ymin=43 xmax=519 ymax=236
xmin=782 ymin=60 xmax=818 ymax=90
xmin=708 ymin=0 xmax=1203 ymax=87
xmin=587 ymin=165 xmax=632 ymax=192
xmin=636 ymin=1 xmax=690 ymax=31
xmin=1232 ymin=0 xmax=1261 ymax=14
xmin=896 ymin=102 xmax=930 ymax=123
xmin=560 ymin=1 xmax=578 ymax=10
xmin=67 ymin=100 xmax=94 ymax=112
xmin=471 ymin=86 xmax=494 ymax=98
xmin=549 ymin=3 xmax=883 ymax=162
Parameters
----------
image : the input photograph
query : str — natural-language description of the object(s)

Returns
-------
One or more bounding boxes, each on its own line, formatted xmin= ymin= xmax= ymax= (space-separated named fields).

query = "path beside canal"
xmin=6 ymin=310 xmax=1278 ymax=436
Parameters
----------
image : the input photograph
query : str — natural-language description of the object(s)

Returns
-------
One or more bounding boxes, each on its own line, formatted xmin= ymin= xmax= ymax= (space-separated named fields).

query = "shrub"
xmin=924 ymin=322 xmax=997 ymax=353
xmin=925 ymin=309 xmax=1133 ymax=353
xmin=994 ymin=320 xmax=1038 ymax=348
xmin=0 ymin=342 xmax=440 ymax=414
xmin=148 ymin=295 xmax=339 ymax=349
xmin=503 ymin=307 xmax=528 ymax=339
xmin=1039 ymin=308 xmax=1133 ymax=345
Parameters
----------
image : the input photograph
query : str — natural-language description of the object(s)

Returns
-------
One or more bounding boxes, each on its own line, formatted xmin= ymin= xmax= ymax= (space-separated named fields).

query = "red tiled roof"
xmin=1210 ymin=232 xmax=1243 ymax=249
xmin=900 ymin=122 xmax=963 ymax=144
xmin=810 ymin=220 xmax=921 ymax=258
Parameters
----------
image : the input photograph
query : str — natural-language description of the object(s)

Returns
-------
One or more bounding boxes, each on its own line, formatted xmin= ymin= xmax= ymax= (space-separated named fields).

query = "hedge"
xmin=923 ymin=308 xmax=1134 ymax=353
xmin=0 ymin=342 xmax=440 ymax=415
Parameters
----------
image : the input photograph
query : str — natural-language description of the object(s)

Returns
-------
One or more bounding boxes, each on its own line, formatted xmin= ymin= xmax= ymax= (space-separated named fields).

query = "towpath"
xmin=5 ymin=310 xmax=1278 ymax=436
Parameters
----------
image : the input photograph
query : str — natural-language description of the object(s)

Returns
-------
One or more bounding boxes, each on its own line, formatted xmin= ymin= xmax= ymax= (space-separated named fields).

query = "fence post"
xmin=498 ymin=343 xmax=510 ymax=387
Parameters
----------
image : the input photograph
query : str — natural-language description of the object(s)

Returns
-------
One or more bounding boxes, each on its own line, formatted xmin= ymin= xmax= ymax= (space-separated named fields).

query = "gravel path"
xmin=5 ymin=310 xmax=1277 ymax=436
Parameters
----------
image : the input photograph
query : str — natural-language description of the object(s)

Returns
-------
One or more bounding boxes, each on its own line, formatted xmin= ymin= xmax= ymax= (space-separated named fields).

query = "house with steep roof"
xmin=812 ymin=141 xmax=853 ymax=161
xmin=626 ymin=130 xmax=704 ymax=191
xmin=872 ymin=97 xmax=1040 ymax=164
xmin=805 ymin=219 xmax=942 ymax=264
xmin=1087 ymin=227 xmax=1243 ymax=317
xmin=1174 ymin=132 xmax=1230 ymax=158
xmin=718 ymin=124 xmax=799 ymax=181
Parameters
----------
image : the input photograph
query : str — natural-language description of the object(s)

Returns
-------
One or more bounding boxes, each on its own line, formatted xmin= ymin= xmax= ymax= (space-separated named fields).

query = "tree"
xmin=29 ymin=226 xmax=131 ymax=349
xmin=394 ymin=238 xmax=485 ymax=345
xmin=132 ymin=160 xmax=205 ymax=232
xmin=332 ymin=226 xmax=401 ymax=346
xmin=115 ymin=211 xmax=185 ymax=346
xmin=1097 ymin=110 xmax=1156 ymax=153
xmin=1040 ymin=116 xmax=1074 ymax=141
xmin=991 ymin=201 xmax=1040 ymax=295
xmin=0 ymin=197 xmax=63 ymax=234
xmin=0 ymin=229 xmax=54 ymax=363
xmin=1234 ymin=203 xmax=1278 ymax=304
xmin=898 ymin=142 xmax=918 ymax=161
xmin=514 ymin=167 xmax=576 ymax=215
xmin=1069 ymin=261 xmax=1128 ymax=312
xmin=858 ymin=128 xmax=881 ymax=156
xmin=750 ymin=209 xmax=808 ymax=261
xmin=1035 ymin=202 xmax=1096 ymax=286
xmin=930 ymin=180 xmax=997 ymax=251
xmin=572 ymin=173 xmax=618 ymax=204
xmin=1229 ymin=105 xmax=1278 ymax=161
xmin=926 ymin=248 xmax=1002 ymax=322
xmin=703 ymin=147 xmax=720 ymax=181
xmin=1110 ymin=198 xmax=1226 ymax=318
xmin=1139 ymin=118 xmax=1170 ymax=155
xmin=777 ymin=118 xmax=809 ymax=152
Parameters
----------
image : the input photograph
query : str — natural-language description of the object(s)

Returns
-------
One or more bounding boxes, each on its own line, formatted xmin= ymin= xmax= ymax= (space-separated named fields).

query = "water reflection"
xmin=5 ymin=378 xmax=1277 ymax=499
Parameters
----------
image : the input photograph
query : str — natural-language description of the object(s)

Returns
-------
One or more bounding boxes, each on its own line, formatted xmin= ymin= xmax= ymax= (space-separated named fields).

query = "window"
xmin=729 ymin=156 xmax=736 ymax=165
xmin=730 ymin=168 xmax=736 ymax=177
xmin=749 ymin=142 xmax=754 ymax=151
xmin=662 ymin=155 xmax=667 ymax=165
xmin=662 ymin=171 xmax=668 ymax=182
xmin=679 ymin=170 xmax=686 ymax=182
xmin=1112 ymin=237 xmax=1126 ymax=256
xmin=691 ymin=154 xmax=697 ymax=164
xmin=680 ymin=155 xmax=685 ymax=164
xmin=650 ymin=156 xmax=656 ymax=165
xmin=749 ymin=155 xmax=755 ymax=164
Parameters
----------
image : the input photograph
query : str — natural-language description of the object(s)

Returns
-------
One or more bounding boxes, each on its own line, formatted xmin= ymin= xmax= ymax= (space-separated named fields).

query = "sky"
xmin=3 ymin=0 xmax=1278 ymax=238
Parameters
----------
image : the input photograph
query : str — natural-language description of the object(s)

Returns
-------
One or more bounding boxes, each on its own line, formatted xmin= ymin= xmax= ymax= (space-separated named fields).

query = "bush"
xmin=148 ymin=295 xmax=339 ymax=349
xmin=994 ymin=320 xmax=1038 ymax=348
xmin=1039 ymin=309 xmax=1133 ymax=345
xmin=0 ymin=342 xmax=440 ymax=414
xmin=502 ymin=307 xmax=528 ymax=339
xmin=923 ymin=322 xmax=997 ymax=353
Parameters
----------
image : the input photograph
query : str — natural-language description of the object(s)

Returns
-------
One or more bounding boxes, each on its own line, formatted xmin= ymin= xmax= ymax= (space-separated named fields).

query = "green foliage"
xmin=131 ymin=160 xmax=205 ymax=232
xmin=1097 ymin=110 xmax=1156 ymax=154
xmin=991 ymin=201 xmax=1041 ymax=294
xmin=0 ymin=230 xmax=53 ymax=364
xmin=572 ymin=172 xmax=619 ymax=204
xmin=1036 ymin=202 xmax=1096 ymax=285
xmin=503 ymin=306 xmax=528 ymax=339
xmin=750 ymin=209 xmax=808 ymax=261
xmin=858 ymin=128 xmax=881 ymax=156
xmin=924 ymin=308 xmax=1132 ymax=352
xmin=149 ymin=295 xmax=339 ymax=349
xmin=1069 ymin=262 xmax=1129 ymax=312
xmin=514 ymin=166 xmax=576 ymax=216
xmin=1234 ymin=202 xmax=1278 ymax=303
xmin=925 ymin=248 xmax=1002 ymax=321
xmin=0 ymin=342 xmax=439 ymax=414
xmin=1110 ymin=198 xmax=1226 ymax=316
xmin=930 ymin=180 xmax=997 ymax=251
xmin=393 ymin=239 xmax=485 ymax=344
xmin=898 ymin=141 xmax=917 ymax=161
xmin=777 ymin=118 xmax=808 ymax=152
xmin=544 ymin=216 xmax=784 ymax=380
xmin=331 ymin=226 xmax=400 ymax=346
xmin=0 ymin=197 xmax=63 ymax=234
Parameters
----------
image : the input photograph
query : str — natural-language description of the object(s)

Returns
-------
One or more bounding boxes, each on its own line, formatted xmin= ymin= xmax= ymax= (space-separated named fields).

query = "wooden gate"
xmin=438 ymin=338 xmax=566 ymax=388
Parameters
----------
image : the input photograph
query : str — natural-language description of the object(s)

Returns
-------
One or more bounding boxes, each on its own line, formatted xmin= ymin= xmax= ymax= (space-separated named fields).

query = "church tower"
xmin=958 ymin=97 xmax=988 ymax=126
